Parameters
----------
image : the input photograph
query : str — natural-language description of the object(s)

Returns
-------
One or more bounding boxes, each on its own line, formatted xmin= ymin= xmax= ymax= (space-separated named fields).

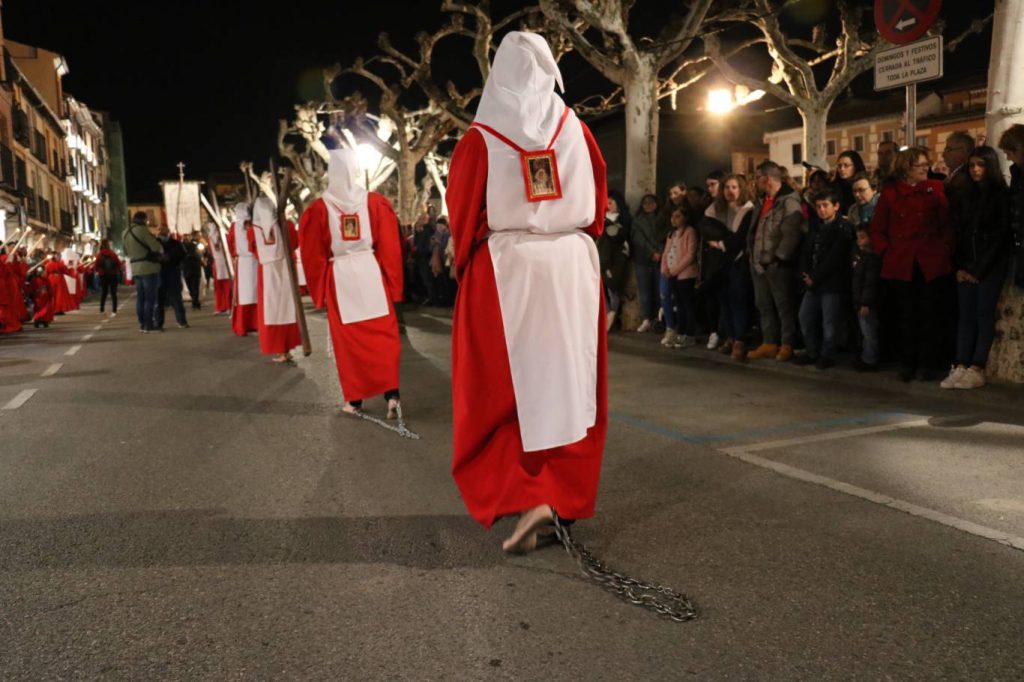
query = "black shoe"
xmin=793 ymin=354 xmax=818 ymax=366
xmin=898 ymin=366 xmax=916 ymax=383
xmin=815 ymin=356 xmax=837 ymax=370
xmin=852 ymin=358 xmax=879 ymax=372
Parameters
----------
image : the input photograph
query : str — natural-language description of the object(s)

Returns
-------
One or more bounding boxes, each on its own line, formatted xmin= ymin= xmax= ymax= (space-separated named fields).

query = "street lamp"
xmin=708 ymin=89 xmax=735 ymax=114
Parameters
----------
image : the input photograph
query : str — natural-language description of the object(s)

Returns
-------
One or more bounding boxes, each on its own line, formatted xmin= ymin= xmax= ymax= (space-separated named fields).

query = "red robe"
xmin=299 ymin=194 xmax=404 ymax=402
xmin=0 ymin=259 xmax=21 ymax=334
xmin=29 ymin=274 xmax=54 ymax=324
xmin=247 ymin=220 xmax=301 ymax=355
xmin=210 ymin=249 xmax=233 ymax=314
xmin=45 ymin=260 xmax=76 ymax=314
xmin=447 ymin=125 xmax=609 ymax=529
xmin=227 ymin=222 xmax=258 ymax=335
xmin=0 ymin=255 xmax=27 ymax=326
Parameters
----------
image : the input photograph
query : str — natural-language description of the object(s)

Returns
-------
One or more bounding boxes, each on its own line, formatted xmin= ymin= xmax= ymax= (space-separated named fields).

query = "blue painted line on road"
xmin=610 ymin=410 xmax=915 ymax=445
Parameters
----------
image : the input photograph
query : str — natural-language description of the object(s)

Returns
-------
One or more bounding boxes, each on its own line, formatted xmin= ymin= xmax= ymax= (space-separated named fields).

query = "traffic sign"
xmin=875 ymin=0 xmax=942 ymax=45
xmin=874 ymin=35 xmax=944 ymax=90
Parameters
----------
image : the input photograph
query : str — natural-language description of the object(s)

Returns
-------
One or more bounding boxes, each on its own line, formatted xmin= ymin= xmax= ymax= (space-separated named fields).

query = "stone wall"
xmin=988 ymin=280 xmax=1024 ymax=384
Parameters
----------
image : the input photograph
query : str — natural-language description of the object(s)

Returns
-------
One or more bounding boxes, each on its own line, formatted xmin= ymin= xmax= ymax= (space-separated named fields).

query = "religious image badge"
xmin=341 ymin=213 xmax=361 ymax=241
xmin=522 ymin=150 xmax=562 ymax=202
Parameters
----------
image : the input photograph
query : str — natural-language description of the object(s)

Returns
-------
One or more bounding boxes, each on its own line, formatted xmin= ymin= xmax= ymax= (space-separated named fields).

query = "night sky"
xmin=3 ymin=1 xmax=991 ymax=203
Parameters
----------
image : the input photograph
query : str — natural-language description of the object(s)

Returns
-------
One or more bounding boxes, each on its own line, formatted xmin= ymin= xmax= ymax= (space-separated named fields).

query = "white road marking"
xmin=65 ymin=345 xmax=82 ymax=356
xmin=3 ymin=389 xmax=38 ymax=410
xmin=93 ymin=324 xmax=103 ymax=331
xmin=420 ymin=313 xmax=453 ymax=326
xmin=80 ymin=333 xmax=94 ymax=342
xmin=721 ymin=419 xmax=1024 ymax=553
xmin=41 ymin=363 xmax=63 ymax=377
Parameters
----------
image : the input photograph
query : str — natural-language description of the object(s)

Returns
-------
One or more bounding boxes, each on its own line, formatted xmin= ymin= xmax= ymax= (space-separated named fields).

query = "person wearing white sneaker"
xmin=636 ymin=319 xmax=652 ymax=333
xmin=953 ymin=366 xmax=986 ymax=390
xmin=940 ymin=365 xmax=967 ymax=389
xmin=948 ymin=146 xmax=1013 ymax=391
xmin=674 ymin=334 xmax=696 ymax=349
xmin=660 ymin=329 xmax=678 ymax=347
xmin=706 ymin=332 xmax=720 ymax=350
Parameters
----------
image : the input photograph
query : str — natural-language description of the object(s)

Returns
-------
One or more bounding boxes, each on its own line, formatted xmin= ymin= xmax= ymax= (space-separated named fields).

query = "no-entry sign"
xmin=875 ymin=0 xmax=942 ymax=44
xmin=874 ymin=35 xmax=944 ymax=90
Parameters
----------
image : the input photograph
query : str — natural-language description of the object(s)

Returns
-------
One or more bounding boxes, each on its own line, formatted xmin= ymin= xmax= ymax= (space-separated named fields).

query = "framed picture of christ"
xmin=521 ymin=150 xmax=562 ymax=202
xmin=341 ymin=214 xmax=361 ymax=241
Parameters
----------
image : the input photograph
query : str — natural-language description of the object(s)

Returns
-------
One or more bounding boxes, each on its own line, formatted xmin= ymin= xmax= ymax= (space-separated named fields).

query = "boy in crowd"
xmin=851 ymin=224 xmax=882 ymax=371
xmin=795 ymin=187 xmax=852 ymax=369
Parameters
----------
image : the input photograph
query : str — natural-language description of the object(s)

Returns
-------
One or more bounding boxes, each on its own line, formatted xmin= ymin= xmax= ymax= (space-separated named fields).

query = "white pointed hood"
xmin=324 ymin=148 xmax=367 ymax=210
xmin=473 ymin=31 xmax=565 ymax=149
xmin=251 ymin=196 xmax=276 ymax=233
xmin=234 ymin=203 xmax=250 ymax=225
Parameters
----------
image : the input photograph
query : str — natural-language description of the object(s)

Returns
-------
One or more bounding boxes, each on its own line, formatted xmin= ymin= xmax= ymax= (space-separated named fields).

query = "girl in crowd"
xmin=941 ymin=146 xmax=1013 ymax=390
xmin=599 ymin=190 xmax=631 ymax=332
xmin=702 ymin=174 xmax=755 ymax=360
xmin=832 ymin=150 xmax=867 ymax=215
xmin=630 ymin=193 xmax=661 ymax=332
xmin=660 ymin=207 xmax=699 ymax=348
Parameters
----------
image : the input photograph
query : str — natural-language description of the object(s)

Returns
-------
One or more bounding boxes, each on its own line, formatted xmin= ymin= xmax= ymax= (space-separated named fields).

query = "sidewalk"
xmin=608 ymin=327 xmax=1024 ymax=410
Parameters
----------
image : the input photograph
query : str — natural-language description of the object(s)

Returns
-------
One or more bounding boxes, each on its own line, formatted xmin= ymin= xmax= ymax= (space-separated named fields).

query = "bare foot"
xmin=341 ymin=403 xmax=361 ymax=415
xmin=386 ymin=398 xmax=400 ymax=420
xmin=272 ymin=353 xmax=291 ymax=364
xmin=502 ymin=504 xmax=554 ymax=554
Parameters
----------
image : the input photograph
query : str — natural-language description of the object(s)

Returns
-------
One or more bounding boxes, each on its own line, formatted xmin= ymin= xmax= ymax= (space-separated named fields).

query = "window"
xmin=882 ymin=130 xmax=894 ymax=143
xmin=915 ymin=135 xmax=929 ymax=148
xmin=827 ymin=139 xmax=837 ymax=156
xmin=747 ymin=156 xmax=755 ymax=174
xmin=853 ymin=135 xmax=865 ymax=152
xmin=792 ymin=143 xmax=802 ymax=165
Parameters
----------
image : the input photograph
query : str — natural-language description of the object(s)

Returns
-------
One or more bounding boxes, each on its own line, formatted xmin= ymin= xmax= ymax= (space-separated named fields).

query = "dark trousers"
xmin=99 ymin=276 xmax=119 ymax=313
xmin=663 ymin=278 xmax=696 ymax=335
xmin=184 ymin=270 xmax=202 ymax=309
xmin=717 ymin=259 xmax=753 ymax=342
xmin=891 ymin=263 xmax=949 ymax=371
xmin=956 ymin=260 xmax=1008 ymax=367
xmin=134 ymin=273 xmax=160 ymax=330
xmin=156 ymin=285 xmax=188 ymax=328
xmin=634 ymin=262 xmax=660 ymax=321
xmin=799 ymin=290 xmax=843 ymax=359
xmin=751 ymin=262 xmax=798 ymax=346
xmin=416 ymin=257 xmax=436 ymax=304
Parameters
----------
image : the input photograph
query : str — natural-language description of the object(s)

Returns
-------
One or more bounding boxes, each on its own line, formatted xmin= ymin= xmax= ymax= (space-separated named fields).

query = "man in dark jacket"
xmin=155 ymin=228 xmax=188 ymax=329
xmin=998 ymin=124 xmax=1024 ymax=289
xmin=795 ymin=187 xmax=851 ymax=369
xmin=747 ymin=160 xmax=805 ymax=362
xmin=182 ymin=232 xmax=204 ymax=310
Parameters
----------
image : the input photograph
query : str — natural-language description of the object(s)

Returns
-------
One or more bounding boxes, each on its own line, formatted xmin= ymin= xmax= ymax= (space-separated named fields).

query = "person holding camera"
xmin=123 ymin=211 xmax=165 ymax=333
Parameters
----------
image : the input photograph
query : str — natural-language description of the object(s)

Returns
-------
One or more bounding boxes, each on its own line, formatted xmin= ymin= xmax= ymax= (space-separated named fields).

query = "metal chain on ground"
xmin=350 ymin=407 xmax=421 ymax=440
xmin=551 ymin=512 xmax=697 ymax=623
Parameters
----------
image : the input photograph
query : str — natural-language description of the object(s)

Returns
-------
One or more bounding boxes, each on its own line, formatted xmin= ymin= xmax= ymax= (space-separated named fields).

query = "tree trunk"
xmin=800 ymin=104 xmax=831 ymax=173
xmin=984 ymin=0 xmax=1024 ymax=384
xmin=622 ymin=62 xmax=659 ymax=210
xmin=396 ymin=155 xmax=419 ymax=228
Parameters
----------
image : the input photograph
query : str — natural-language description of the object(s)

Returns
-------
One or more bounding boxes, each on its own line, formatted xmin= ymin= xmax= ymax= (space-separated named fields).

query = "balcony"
xmin=33 ymin=131 xmax=47 ymax=163
xmin=0 ymin=144 xmax=14 ymax=192
xmin=13 ymin=108 xmax=30 ymax=147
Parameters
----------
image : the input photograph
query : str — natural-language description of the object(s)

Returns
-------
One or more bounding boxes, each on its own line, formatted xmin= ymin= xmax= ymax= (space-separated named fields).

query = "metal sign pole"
xmin=906 ymin=82 xmax=917 ymax=147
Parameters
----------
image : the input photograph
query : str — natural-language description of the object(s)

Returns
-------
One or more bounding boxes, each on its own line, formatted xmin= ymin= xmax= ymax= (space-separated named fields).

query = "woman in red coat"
xmin=447 ymin=32 xmax=608 ymax=554
xmin=870 ymin=146 xmax=954 ymax=382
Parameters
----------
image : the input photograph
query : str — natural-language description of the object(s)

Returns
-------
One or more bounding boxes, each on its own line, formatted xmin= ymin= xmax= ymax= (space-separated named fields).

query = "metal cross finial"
xmin=177 ymin=162 xmax=186 ymax=181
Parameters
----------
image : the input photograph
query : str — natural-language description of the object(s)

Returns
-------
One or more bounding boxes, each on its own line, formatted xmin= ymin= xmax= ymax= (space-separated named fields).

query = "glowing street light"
xmin=708 ymin=89 xmax=735 ymax=114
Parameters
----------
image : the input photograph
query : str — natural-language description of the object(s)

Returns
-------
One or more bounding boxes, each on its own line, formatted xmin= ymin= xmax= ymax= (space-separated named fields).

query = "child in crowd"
xmin=851 ymin=224 xmax=882 ymax=371
xmin=795 ymin=187 xmax=851 ymax=369
xmin=660 ymin=207 xmax=698 ymax=348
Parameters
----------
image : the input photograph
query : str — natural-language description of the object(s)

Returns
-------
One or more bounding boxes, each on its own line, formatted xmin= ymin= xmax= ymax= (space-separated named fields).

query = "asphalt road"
xmin=1 ymin=288 xmax=1022 ymax=680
